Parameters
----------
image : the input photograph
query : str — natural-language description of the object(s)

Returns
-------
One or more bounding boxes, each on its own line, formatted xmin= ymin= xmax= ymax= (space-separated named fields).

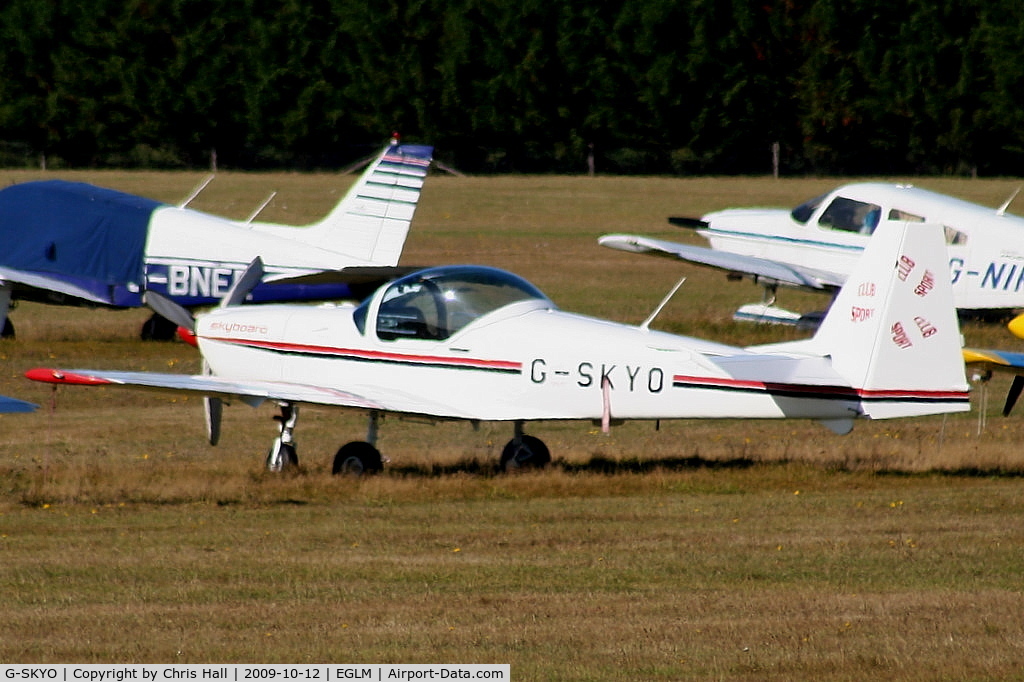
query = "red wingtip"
xmin=24 ymin=368 xmax=112 ymax=385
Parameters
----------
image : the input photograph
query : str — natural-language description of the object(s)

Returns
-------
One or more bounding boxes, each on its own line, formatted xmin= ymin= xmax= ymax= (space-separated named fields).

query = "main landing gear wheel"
xmin=140 ymin=313 xmax=178 ymax=341
xmin=266 ymin=439 xmax=299 ymax=472
xmin=500 ymin=435 xmax=551 ymax=472
xmin=332 ymin=441 xmax=384 ymax=476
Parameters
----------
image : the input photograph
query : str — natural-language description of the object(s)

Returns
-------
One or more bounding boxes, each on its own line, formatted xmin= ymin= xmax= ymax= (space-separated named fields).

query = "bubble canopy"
xmin=355 ymin=265 xmax=553 ymax=340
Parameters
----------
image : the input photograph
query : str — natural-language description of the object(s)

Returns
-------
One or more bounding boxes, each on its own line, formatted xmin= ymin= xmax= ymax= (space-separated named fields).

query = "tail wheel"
xmin=500 ymin=435 xmax=551 ymax=472
xmin=332 ymin=441 xmax=384 ymax=476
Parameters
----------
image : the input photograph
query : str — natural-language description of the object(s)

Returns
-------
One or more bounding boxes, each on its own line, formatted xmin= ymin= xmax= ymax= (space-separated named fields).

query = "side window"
xmin=886 ymin=208 xmax=967 ymax=245
xmin=818 ymin=198 xmax=882 ymax=234
xmin=888 ymin=209 xmax=925 ymax=222
xmin=944 ymin=226 xmax=968 ymax=245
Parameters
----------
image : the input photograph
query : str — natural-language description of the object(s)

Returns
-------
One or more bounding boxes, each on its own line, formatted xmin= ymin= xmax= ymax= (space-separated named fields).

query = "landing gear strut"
xmin=260 ymin=408 xmax=548 ymax=475
xmin=265 ymin=403 xmax=299 ymax=471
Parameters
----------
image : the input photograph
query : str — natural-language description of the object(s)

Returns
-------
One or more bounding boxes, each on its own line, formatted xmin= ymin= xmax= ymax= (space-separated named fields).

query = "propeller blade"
xmin=142 ymin=291 xmax=195 ymax=330
xmin=220 ymin=257 xmax=265 ymax=308
xmin=1003 ymin=375 xmax=1024 ymax=416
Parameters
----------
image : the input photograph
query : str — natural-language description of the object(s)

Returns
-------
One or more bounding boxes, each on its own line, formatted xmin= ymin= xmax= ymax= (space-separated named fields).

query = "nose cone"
xmin=1008 ymin=313 xmax=1024 ymax=340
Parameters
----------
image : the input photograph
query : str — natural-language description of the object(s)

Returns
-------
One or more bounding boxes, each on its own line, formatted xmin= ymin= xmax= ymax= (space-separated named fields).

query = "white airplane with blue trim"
xmin=26 ymin=219 xmax=969 ymax=474
xmin=601 ymin=182 xmax=1024 ymax=325
xmin=0 ymin=140 xmax=432 ymax=338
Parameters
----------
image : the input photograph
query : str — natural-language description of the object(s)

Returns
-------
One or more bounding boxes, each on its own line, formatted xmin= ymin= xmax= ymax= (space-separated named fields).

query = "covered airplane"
xmin=27 ymin=219 xmax=969 ymax=474
xmin=0 ymin=395 xmax=36 ymax=413
xmin=600 ymin=183 xmax=1024 ymax=325
xmin=0 ymin=140 xmax=433 ymax=339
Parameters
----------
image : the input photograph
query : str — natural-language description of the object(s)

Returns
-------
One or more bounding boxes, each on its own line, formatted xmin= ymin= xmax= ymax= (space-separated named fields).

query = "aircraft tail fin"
xmin=758 ymin=220 xmax=970 ymax=418
xmin=250 ymin=142 xmax=433 ymax=265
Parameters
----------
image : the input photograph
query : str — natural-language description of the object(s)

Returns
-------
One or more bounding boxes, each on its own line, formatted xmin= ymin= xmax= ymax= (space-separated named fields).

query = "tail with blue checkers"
xmin=250 ymin=141 xmax=433 ymax=265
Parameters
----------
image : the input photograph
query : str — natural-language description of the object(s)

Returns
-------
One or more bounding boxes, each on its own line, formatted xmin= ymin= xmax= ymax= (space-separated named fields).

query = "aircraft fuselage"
xmin=701 ymin=183 xmax=1024 ymax=310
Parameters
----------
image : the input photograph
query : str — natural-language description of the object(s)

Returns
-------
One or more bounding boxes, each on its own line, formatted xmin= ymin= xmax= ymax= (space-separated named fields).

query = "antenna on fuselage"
xmin=245 ymin=191 xmax=278 ymax=224
xmin=997 ymin=186 xmax=1022 ymax=216
xmin=640 ymin=277 xmax=686 ymax=331
xmin=179 ymin=174 xmax=215 ymax=208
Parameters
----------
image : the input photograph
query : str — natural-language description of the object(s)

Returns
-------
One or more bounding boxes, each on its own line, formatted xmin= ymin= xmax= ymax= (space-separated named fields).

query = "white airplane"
xmin=600 ymin=182 xmax=1024 ymax=325
xmin=0 ymin=139 xmax=432 ymax=339
xmin=25 ymin=219 xmax=970 ymax=474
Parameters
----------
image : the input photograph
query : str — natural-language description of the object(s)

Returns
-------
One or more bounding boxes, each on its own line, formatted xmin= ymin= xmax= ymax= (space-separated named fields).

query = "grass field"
xmin=2 ymin=170 xmax=1024 ymax=678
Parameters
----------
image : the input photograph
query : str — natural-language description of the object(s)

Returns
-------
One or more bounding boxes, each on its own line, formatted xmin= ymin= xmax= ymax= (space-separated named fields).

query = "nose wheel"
xmin=265 ymin=403 xmax=299 ymax=471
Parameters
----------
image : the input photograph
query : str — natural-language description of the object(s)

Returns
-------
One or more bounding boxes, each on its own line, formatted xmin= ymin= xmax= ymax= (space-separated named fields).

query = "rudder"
xmin=249 ymin=142 xmax=433 ymax=265
xmin=811 ymin=219 xmax=969 ymax=417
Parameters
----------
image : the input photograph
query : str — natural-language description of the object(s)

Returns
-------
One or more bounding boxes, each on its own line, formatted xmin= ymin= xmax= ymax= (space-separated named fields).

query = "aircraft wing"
xmin=962 ymin=348 xmax=1024 ymax=374
xmin=24 ymin=368 xmax=466 ymax=417
xmin=962 ymin=348 xmax=1024 ymax=416
xmin=0 ymin=266 xmax=116 ymax=305
xmin=598 ymin=234 xmax=846 ymax=290
xmin=25 ymin=368 xmax=385 ymax=409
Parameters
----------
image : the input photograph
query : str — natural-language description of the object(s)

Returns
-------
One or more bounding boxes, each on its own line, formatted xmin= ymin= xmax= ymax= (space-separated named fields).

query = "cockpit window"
xmin=371 ymin=265 xmax=551 ymax=341
xmin=791 ymin=193 xmax=827 ymax=224
xmin=818 ymin=197 xmax=882 ymax=234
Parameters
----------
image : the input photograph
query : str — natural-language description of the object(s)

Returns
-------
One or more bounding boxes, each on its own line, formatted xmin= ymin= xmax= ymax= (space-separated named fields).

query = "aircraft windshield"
xmin=366 ymin=265 xmax=552 ymax=341
xmin=818 ymin=197 xmax=882 ymax=234
xmin=791 ymin=193 xmax=827 ymax=224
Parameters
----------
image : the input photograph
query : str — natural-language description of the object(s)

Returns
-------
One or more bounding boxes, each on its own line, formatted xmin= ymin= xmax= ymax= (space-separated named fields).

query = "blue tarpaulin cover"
xmin=0 ymin=180 xmax=162 ymax=303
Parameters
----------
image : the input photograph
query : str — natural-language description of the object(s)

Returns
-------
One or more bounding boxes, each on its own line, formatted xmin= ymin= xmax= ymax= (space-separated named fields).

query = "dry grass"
xmin=2 ymin=171 xmax=1024 ymax=677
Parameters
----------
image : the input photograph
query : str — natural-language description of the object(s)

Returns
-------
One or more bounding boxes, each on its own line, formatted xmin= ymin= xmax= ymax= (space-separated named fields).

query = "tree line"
xmin=0 ymin=0 xmax=1020 ymax=175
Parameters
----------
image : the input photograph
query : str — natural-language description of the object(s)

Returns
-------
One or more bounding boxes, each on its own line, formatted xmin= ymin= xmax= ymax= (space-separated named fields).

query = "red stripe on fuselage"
xmin=671 ymin=374 xmax=969 ymax=401
xmin=203 ymin=336 xmax=523 ymax=373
